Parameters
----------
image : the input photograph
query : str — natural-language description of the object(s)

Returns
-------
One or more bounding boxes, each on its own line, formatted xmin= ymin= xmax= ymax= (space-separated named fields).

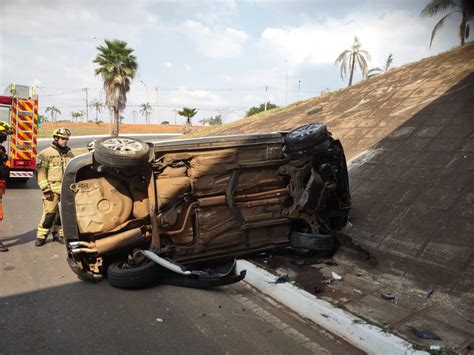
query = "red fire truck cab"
xmin=0 ymin=84 xmax=39 ymax=182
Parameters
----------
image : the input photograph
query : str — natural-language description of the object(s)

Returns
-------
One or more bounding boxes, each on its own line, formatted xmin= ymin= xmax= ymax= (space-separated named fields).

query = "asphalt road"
xmin=0 ymin=178 xmax=362 ymax=354
xmin=38 ymin=134 xmax=181 ymax=150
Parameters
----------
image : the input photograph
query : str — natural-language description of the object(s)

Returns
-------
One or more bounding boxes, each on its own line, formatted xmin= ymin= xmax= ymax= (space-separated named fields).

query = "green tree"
xmin=45 ymin=106 xmax=61 ymax=123
xmin=139 ymin=103 xmax=152 ymax=124
xmin=367 ymin=54 xmax=394 ymax=79
xmin=335 ymin=37 xmax=371 ymax=87
xmin=246 ymin=102 xmax=279 ymax=117
xmin=90 ymin=99 xmax=104 ymax=123
xmin=421 ymin=0 xmax=473 ymax=47
xmin=200 ymin=114 xmax=223 ymax=126
xmin=177 ymin=107 xmax=198 ymax=125
xmin=93 ymin=39 xmax=138 ymax=136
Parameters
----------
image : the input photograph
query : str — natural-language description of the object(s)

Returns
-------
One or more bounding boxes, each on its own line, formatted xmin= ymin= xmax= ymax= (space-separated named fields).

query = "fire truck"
xmin=0 ymin=84 xmax=39 ymax=182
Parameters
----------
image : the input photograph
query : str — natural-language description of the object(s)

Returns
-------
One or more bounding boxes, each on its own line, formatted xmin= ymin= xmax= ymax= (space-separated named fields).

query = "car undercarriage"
xmin=61 ymin=123 xmax=351 ymax=288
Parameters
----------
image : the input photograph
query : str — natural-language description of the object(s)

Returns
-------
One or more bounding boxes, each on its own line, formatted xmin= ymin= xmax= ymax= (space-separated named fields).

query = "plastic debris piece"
xmin=156 ymin=318 xmax=163 ymax=323
xmin=407 ymin=326 xmax=442 ymax=340
xmin=381 ymin=292 xmax=395 ymax=300
xmin=427 ymin=287 xmax=434 ymax=298
xmin=331 ymin=272 xmax=343 ymax=280
xmin=353 ymin=289 xmax=363 ymax=294
xmin=269 ymin=274 xmax=289 ymax=284
xmin=429 ymin=345 xmax=441 ymax=351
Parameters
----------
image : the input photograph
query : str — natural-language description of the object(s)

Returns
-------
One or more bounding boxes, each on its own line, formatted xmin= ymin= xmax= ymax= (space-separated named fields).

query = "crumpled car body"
xmin=61 ymin=123 xmax=351 ymax=288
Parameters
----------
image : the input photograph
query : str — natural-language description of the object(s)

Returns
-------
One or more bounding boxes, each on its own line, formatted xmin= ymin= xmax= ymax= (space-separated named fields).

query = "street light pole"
xmin=140 ymin=80 xmax=148 ymax=102
xmin=83 ymin=87 xmax=89 ymax=121
xmin=155 ymin=86 xmax=159 ymax=124
xmin=297 ymin=80 xmax=301 ymax=101
xmin=284 ymin=60 xmax=288 ymax=106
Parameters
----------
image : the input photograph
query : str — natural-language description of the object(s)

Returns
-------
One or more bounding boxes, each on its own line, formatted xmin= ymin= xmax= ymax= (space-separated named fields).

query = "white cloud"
xmin=260 ymin=10 xmax=460 ymax=72
xmin=163 ymin=62 xmax=173 ymax=68
xmin=181 ymin=20 xmax=248 ymax=59
xmin=185 ymin=65 xmax=192 ymax=71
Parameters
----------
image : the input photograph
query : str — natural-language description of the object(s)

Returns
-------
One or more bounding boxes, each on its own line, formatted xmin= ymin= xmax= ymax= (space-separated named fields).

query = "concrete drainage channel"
xmin=235 ymin=260 xmax=427 ymax=355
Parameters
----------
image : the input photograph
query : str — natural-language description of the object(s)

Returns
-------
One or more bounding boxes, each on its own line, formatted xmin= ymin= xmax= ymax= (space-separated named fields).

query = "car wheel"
xmin=107 ymin=259 xmax=162 ymax=289
xmin=284 ymin=123 xmax=329 ymax=153
xmin=94 ymin=137 xmax=150 ymax=168
xmin=289 ymin=231 xmax=336 ymax=253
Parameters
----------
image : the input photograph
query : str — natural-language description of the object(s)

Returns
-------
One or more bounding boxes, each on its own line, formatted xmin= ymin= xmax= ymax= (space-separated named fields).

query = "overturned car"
xmin=61 ymin=123 xmax=351 ymax=288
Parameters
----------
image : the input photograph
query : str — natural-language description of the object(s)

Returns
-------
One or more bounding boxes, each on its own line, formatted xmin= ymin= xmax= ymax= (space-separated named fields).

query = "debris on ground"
xmin=426 ymin=287 xmax=434 ymax=299
xmin=406 ymin=326 xmax=442 ymax=340
xmin=291 ymin=258 xmax=337 ymax=267
xmin=380 ymin=292 xmax=395 ymax=300
xmin=269 ymin=274 xmax=289 ymax=284
xmin=331 ymin=272 xmax=343 ymax=281
xmin=429 ymin=345 xmax=441 ymax=351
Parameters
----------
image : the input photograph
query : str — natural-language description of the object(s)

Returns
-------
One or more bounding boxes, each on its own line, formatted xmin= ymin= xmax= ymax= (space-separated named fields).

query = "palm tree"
xmin=335 ymin=37 xmax=371 ymax=87
xmin=421 ymin=0 xmax=473 ymax=47
xmin=90 ymin=99 xmax=104 ymax=123
xmin=93 ymin=39 xmax=138 ymax=136
xmin=139 ymin=103 xmax=152 ymax=124
xmin=177 ymin=107 xmax=198 ymax=125
xmin=367 ymin=54 xmax=394 ymax=79
xmin=45 ymin=106 xmax=61 ymax=123
xmin=71 ymin=111 xmax=80 ymax=123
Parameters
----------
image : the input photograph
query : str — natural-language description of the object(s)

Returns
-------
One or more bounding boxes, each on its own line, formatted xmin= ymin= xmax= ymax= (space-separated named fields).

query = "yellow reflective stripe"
xmin=51 ymin=186 xmax=61 ymax=194
xmin=16 ymin=150 xmax=28 ymax=160
xmin=38 ymin=180 xmax=49 ymax=189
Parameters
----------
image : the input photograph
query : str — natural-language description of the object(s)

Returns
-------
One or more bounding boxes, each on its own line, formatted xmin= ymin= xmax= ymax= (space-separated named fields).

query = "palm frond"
xmin=430 ymin=11 xmax=457 ymax=47
xmin=385 ymin=54 xmax=393 ymax=71
xmin=420 ymin=0 xmax=457 ymax=17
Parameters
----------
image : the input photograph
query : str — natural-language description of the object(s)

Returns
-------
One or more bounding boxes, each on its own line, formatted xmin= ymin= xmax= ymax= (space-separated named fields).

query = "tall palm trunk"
xmin=460 ymin=13 xmax=467 ymax=46
xmin=113 ymin=108 xmax=120 ymax=136
xmin=348 ymin=52 xmax=356 ymax=87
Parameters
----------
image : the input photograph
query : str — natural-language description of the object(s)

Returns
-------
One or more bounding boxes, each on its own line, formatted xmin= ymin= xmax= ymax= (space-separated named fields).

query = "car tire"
xmin=289 ymin=231 xmax=336 ymax=252
xmin=107 ymin=260 xmax=162 ymax=289
xmin=284 ymin=123 xmax=329 ymax=153
xmin=94 ymin=137 xmax=150 ymax=168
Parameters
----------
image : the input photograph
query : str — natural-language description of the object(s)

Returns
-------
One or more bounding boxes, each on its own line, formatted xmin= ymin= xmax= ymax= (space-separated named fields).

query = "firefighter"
xmin=0 ymin=121 xmax=12 ymax=144
xmin=0 ymin=121 xmax=11 ymax=252
xmin=36 ymin=128 xmax=74 ymax=246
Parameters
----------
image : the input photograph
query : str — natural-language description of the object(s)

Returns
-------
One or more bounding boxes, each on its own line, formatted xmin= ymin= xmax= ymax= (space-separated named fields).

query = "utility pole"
xmin=155 ymin=86 xmax=159 ymax=124
xmin=83 ymin=88 xmax=89 ymax=121
xmin=264 ymin=86 xmax=268 ymax=111
xmin=297 ymin=80 xmax=301 ymax=101
xmin=132 ymin=110 xmax=136 ymax=124
xmin=284 ymin=60 xmax=288 ymax=106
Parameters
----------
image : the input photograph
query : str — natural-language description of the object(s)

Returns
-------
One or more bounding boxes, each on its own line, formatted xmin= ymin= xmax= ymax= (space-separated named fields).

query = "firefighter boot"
xmin=52 ymin=233 xmax=65 ymax=244
xmin=0 ymin=241 xmax=8 ymax=252
xmin=35 ymin=238 xmax=46 ymax=247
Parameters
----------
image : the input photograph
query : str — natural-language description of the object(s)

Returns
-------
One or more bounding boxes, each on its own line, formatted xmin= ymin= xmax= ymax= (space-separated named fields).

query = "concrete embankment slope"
xmin=212 ymin=43 xmax=474 ymax=293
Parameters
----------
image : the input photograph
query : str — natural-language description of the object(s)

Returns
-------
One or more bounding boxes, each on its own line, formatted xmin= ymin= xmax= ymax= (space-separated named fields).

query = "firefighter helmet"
xmin=0 ymin=121 xmax=12 ymax=135
xmin=52 ymin=128 xmax=71 ymax=139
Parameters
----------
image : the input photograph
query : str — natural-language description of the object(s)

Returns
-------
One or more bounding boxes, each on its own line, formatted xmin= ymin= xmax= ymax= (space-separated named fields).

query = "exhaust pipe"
xmin=70 ymin=227 xmax=151 ymax=256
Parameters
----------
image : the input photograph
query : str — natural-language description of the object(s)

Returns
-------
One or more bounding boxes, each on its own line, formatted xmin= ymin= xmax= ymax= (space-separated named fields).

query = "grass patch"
xmin=329 ymin=301 xmax=346 ymax=309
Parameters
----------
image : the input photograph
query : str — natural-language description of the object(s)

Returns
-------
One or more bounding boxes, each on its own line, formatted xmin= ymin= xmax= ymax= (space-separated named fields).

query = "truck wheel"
xmin=284 ymin=123 xmax=329 ymax=153
xmin=289 ymin=231 xmax=336 ymax=254
xmin=94 ymin=137 xmax=150 ymax=168
xmin=107 ymin=260 xmax=162 ymax=289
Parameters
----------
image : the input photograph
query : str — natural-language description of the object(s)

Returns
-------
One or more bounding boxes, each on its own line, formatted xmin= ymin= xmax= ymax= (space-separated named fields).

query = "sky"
xmin=0 ymin=0 xmax=467 ymax=125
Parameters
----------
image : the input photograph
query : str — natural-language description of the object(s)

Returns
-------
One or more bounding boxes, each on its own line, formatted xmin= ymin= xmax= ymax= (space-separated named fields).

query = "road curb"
xmin=236 ymin=259 xmax=427 ymax=355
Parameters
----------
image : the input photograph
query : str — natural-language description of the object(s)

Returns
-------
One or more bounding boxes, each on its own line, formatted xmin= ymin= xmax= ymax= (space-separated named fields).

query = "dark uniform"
xmin=0 ymin=121 xmax=12 ymax=252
